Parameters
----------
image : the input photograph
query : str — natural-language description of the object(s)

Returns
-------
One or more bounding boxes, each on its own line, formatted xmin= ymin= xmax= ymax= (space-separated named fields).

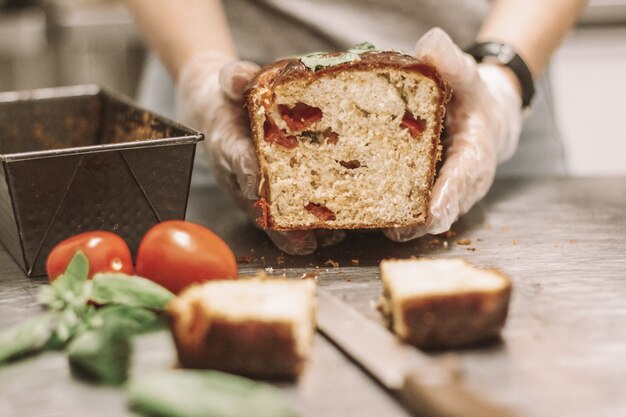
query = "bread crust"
xmin=380 ymin=258 xmax=512 ymax=350
xmin=169 ymin=312 xmax=303 ymax=379
xmin=399 ymin=282 xmax=511 ymax=349
xmin=245 ymin=51 xmax=451 ymax=231
xmin=167 ymin=276 xmax=315 ymax=379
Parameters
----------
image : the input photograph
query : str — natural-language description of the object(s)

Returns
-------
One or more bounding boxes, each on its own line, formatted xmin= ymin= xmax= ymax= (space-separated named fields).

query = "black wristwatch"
xmin=465 ymin=42 xmax=535 ymax=108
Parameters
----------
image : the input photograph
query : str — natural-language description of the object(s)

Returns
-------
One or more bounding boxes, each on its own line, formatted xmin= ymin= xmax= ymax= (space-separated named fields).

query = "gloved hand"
xmin=176 ymin=52 xmax=346 ymax=254
xmin=384 ymin=28 xmax=524 ymax=242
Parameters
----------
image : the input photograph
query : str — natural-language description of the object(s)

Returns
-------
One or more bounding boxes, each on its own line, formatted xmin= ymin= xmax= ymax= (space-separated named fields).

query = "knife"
xmin=316 ymin=288 xmax=520 ymax=417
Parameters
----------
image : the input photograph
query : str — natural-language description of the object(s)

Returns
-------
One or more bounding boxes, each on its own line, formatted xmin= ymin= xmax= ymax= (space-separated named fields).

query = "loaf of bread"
xmin=167 ymin=275 xmax=316 ymax=379
xmin=245 ymin=47 xmax=451 ymax=230
xmin=380 ymin=258 xmax=512 ymax=349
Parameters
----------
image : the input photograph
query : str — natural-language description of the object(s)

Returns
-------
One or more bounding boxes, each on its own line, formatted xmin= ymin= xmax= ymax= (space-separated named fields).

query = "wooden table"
xmin=1 ymin=175 xmax=625 ymax=417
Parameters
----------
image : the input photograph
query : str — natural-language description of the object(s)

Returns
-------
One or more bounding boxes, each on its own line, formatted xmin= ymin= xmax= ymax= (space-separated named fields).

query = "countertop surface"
xmin=1 ymin=175 xmax=625 ymax=417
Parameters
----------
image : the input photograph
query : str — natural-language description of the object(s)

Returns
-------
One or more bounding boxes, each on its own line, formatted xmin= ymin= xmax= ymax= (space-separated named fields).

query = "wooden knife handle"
xmin=399 ymin=370 xmax=522 ymax=417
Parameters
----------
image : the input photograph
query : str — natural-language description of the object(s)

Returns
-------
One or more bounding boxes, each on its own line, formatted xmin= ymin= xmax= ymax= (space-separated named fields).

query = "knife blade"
xmin=316 ymin=288 xmax=520 ymax=417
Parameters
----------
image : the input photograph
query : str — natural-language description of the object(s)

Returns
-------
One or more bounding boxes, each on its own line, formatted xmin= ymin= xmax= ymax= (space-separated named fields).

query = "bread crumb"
xmin=265 ymin=267 xmax=274 ymax=273
xmin=300 ymin=272 xmax=318 ymax=281
xmin=456 ymin=239 xmax=471 ymax=246
xmin=324 ymin=259 xmax=340 ymax=268
xmin=440 ymin=230 xmax=456 ymax=238
xmin=570 ymin=239 xmax=577 ymax=244
xmin=236 ymin=255 xmax=254 ymax=264
xmin=351 ymin=259 xmax=360 ymax=266
xmin=466 ymin=247 xmax=476 ymax=252
xmin=428 ymin=238 xmax=441 ymax=248
xmin=443 ymin=241 xmax=449 ymax=248
xmin=476 ymin=238 xmax=483 ymax=242
xmin=512 ymin=240 xmax=518 ymax=245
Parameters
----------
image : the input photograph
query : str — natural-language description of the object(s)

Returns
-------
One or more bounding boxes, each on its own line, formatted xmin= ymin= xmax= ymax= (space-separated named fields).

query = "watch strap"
xmin=465 ymin=42 xmax=535 ymax=108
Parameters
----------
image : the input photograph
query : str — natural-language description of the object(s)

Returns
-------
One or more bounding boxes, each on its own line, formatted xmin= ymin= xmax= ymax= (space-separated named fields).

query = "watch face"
xmin=496 ymin=44 xmax=516 ymax=64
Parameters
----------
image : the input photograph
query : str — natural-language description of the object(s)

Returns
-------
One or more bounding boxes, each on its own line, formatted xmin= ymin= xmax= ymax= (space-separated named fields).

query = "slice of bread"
xmin=167 ymin=275 xmax=316 ymax=379
xmin=245 ymin=50 xmax=451 ymax=230
xmin=380 ymin=258 xmax=512 ymax=349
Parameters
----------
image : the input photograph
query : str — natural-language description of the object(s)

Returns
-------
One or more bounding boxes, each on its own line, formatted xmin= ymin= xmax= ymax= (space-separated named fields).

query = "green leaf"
xmin=55 ymin=251 xmax=89 ymax=296
xmin=300 ymin=52 xmax=361 ymax=72
xmin=0 ymin=313 xmax=58 ymax=363
xmin=37 ymin=285 xmax=66 ymax=310
xmin=348 ymin=42 xmax=376 ymax=54
xmin=90 ymin=305 xmax=166 ymax=335
xmin=45 ymin=305 xmax=96 ymax=350
xmin=38 ymin=251 xmax=90 ymax=310
xmin=67 ymin=321 xmax=131 ymax=385
xmin=90 ymin=274 xmax=174 ymax=310
xmin=128 ymin=370 xmax=300 ymax=417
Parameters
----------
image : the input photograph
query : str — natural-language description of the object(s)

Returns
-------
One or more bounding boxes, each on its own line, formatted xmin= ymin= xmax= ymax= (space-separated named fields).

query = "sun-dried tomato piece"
xmin=254 ymin=198 xmax=271 ymax=228
xmin=305 ymin=202 xmax=336 ymax=221
xmin=322 ymin=127 xmax=339 ymax=144
xmin=278 ymin=102 xmax=323 ymax=132
xmin=400 ymin=111 xmax=426 ymax=139
xmin=339 ymin=160 xmax=361 ymax=169
xmin=263 ymin=117 xmax=298 ymax=149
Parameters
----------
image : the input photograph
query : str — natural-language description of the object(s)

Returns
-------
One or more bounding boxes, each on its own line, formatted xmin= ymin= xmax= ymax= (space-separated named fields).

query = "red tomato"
xmin=135 ymin=221 xmax=237 ymax=294
xmin=46 ymin=231 xmax=134 ymax=281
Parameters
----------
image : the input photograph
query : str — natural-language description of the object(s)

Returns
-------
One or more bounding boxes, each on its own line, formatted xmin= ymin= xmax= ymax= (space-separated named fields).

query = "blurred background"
xmin=1 ymin=0 xmax=624 ymax=176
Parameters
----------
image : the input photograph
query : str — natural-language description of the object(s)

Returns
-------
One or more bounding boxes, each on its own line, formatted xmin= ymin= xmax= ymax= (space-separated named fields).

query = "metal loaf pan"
xmin=0 ymin=85 xmax=203 ymax=277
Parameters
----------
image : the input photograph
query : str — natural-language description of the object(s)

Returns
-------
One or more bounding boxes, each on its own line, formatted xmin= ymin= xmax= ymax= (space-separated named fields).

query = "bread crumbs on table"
xmin=570 ymin=239 xmax=577 ymax=244
xmin=324 ymin=259 xmax=340 ymax=268
xmin=456 ymin=239 xmax=471 ymax=246
xmin=442 ymin=241 xmax=449 ymax=248
xmin=439 ymin=230 xmax=456 ymax=238
xmin=300 ymin=272 xmax=318 ymax=281
xmin=428 ymin=238 xmax=441 ymax=248
xmin=264 ymin=267 xmax=274 ymax=273
xmin=512 ymin=240 xmax=518 ymax=245
xmin=466 ymin=247 xmax=476 ymax=252
xmin=351 ymin=259 xmax=360 ymax=266
xmin=236 ymin=255 xmax=254 ymax=264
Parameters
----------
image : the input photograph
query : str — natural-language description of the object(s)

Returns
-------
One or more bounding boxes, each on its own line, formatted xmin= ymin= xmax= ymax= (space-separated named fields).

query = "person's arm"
xmin=386 ymin=1 xmax=587 ymax=240
xmin=125 ymin=0 xmax=236 ymax=79
xmin=477 ymin=0 xmax=588 ymax=94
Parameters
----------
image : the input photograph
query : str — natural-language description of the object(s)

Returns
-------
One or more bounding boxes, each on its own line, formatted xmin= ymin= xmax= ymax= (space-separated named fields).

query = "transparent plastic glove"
xmin=176 ymin=52 xmax=346 ymax=254
xmin=384 ymin=28 xmax=523 ymax=242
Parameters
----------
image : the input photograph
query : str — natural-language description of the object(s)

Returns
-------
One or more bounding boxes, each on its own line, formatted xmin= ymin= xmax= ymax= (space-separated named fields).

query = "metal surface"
xmin=317 ymin=288 xmax=519 ymax=417
xmin=0 ymin=85 xmax=203 ymax=276
xmin=1 ymin=175 xmax=626 ymax=417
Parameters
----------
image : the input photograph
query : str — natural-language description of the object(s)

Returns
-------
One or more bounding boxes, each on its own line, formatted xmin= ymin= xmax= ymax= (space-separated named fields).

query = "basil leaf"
xmin=0 ymin=313 xmax=58 ymax=363
xmin=67 ymin=321 xmax=131 ymax=385
xmin=91 ymin=274 xmax=174 ymax=310
xmin=129 ymin=370 xmax=300 ymax=417
xmin=45 ymin=305 xmax=97 ymax=350
xmin=301 ymin=52 xmax=360 ymax=72
xmin=348 ymin=42 xmax=376 ymax=54
xmin=91 ymin=305 xmax=166 ymax=335
xmin=37 ymin=285 xmax=66 ymax=310
xmin=38 ymin=251 xmax=90 ymax=310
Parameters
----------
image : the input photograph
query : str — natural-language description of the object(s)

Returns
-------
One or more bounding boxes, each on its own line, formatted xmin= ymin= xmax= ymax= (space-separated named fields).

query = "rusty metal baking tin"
xmin=0 ymin=85 xmax=204 ymax=277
